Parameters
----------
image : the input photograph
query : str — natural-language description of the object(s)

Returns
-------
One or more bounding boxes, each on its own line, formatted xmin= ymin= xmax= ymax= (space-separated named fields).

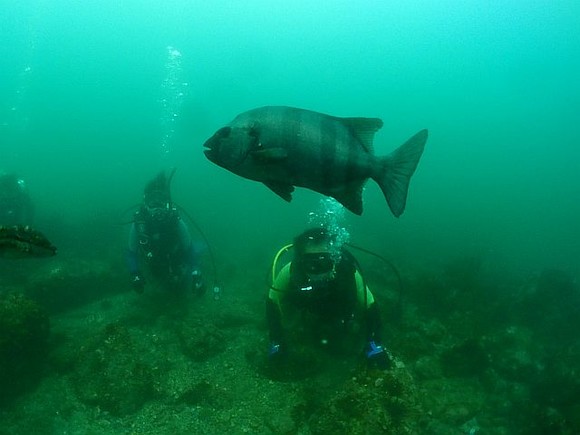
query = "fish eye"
xmin=216 ymin=127 xmax=231 ymax=138
xmin=248 ymin=124 xmax=259 ymax=138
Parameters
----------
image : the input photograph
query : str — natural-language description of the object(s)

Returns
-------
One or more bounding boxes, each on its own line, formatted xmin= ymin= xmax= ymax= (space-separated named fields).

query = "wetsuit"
xmin=266 ymin=251 xmax=383 ymax=349
xmin=126 ymin=207 xmax=200 ymax=289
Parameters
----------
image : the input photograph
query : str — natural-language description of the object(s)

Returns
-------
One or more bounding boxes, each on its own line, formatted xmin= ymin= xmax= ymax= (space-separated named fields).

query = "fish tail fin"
xmin=374 ymin=129 xmax=428 ymax=217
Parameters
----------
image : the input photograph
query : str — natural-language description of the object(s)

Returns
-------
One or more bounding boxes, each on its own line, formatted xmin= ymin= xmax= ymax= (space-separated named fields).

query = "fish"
xmin=203 ymin=106 xmax=427 ymax=217
xmin=0 ymin=225 xmax=57 ymax=259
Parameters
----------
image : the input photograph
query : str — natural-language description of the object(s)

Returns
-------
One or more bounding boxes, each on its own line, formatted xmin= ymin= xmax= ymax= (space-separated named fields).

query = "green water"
xmin=2 ymin=1 xmax=577 ymax=277
xmin=1 ymin=1 xmax=579 ymax=432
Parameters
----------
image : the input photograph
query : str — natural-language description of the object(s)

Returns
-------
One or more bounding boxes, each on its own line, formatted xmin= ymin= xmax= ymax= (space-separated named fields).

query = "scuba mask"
xmin=145 ymin=199 xmax=171 ymax=222
xmin=297 ymin=252 xmax=337 ymax=291
xmin=144 ymin=189 xmax=172 ymax=222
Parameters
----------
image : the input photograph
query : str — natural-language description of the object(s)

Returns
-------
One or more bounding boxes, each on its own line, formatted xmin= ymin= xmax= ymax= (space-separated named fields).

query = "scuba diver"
xmin=267 ymin=227 xmax=392 ymax=370
xmin=0 ymin=172 xmax=34 ymax=226
xmin=126 ymin=170 xmax=204 ymax=296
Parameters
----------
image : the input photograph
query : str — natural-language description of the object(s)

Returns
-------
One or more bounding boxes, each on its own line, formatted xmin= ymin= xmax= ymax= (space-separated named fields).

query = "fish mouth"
xmin=203 ymin=140 xmax=217 ymax=161
xmin=203 ymin=146 xmax=215 ymax=161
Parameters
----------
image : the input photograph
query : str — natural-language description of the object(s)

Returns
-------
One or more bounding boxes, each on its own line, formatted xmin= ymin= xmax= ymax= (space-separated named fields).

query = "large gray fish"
xmin=203 ymin=106 xmax=427 ymax=217
xmin=0 ymin=225 xmax=57 ymax=259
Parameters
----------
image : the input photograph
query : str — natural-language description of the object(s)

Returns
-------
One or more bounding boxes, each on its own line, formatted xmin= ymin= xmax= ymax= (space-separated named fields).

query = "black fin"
xmin=251 ymin=147 xmax=289 ymax=162
xmin=329 ymin=181 xmax=366 ymax=215
xmin=263 ymin=182 xmax=294 ymax=202
xmin=375 ymin=129 xmax=427 ymax=217
xmin=337 ymin=117 xmax=383 ymax=153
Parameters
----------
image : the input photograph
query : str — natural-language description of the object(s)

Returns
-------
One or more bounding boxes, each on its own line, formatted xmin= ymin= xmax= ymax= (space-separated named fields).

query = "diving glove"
xmin=132 ymin=274 xmax=145 ymax=294
xmin=268 ymin=341 xmax=285 ymax=364
xmin=365 ymin=341 xmax=392 ymax=370
xmin=191 ymin=269 xmax=205 ymax=296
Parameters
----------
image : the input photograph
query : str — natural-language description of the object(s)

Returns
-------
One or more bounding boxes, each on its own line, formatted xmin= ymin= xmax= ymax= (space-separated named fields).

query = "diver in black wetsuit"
xmin=126 ymin=170 xmax=203 ymax=295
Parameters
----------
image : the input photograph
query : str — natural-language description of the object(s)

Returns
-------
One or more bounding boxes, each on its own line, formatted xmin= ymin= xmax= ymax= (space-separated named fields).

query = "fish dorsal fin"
xmin=330 ymin=180 xmax=367 ymax=215
xmin=338 ymin=117 xmax=383 ymax=153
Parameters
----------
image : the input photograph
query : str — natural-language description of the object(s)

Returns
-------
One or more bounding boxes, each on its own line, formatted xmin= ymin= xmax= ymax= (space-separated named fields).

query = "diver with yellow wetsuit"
xmin=266 ymin=227 xmax=392 ymax=369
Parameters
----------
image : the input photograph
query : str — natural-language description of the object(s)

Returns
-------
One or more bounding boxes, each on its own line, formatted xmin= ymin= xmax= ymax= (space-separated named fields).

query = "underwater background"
xmin=1 ymin=1 xmax=579 ymax=433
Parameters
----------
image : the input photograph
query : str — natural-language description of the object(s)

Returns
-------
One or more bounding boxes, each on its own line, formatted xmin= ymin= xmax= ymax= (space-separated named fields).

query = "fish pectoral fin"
xmin=250 ymin=147 xmax=288 ymax=162
xmin=263 ymin=182 xmax=294 ymax=202
xmin=330 ymin=181 xmax=366 ymax=215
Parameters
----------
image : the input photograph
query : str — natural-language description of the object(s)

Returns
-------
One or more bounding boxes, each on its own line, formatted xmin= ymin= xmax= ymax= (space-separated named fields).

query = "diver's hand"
xmin=365 ymin=341 xmax=392 ymax=370
xmin=191 ymin=269 xmax=205 ymax=296
xmin=268 ymin=341 xmax=285 ymax=365
xmin=132 ymin=274 xmax=145 ymax=294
